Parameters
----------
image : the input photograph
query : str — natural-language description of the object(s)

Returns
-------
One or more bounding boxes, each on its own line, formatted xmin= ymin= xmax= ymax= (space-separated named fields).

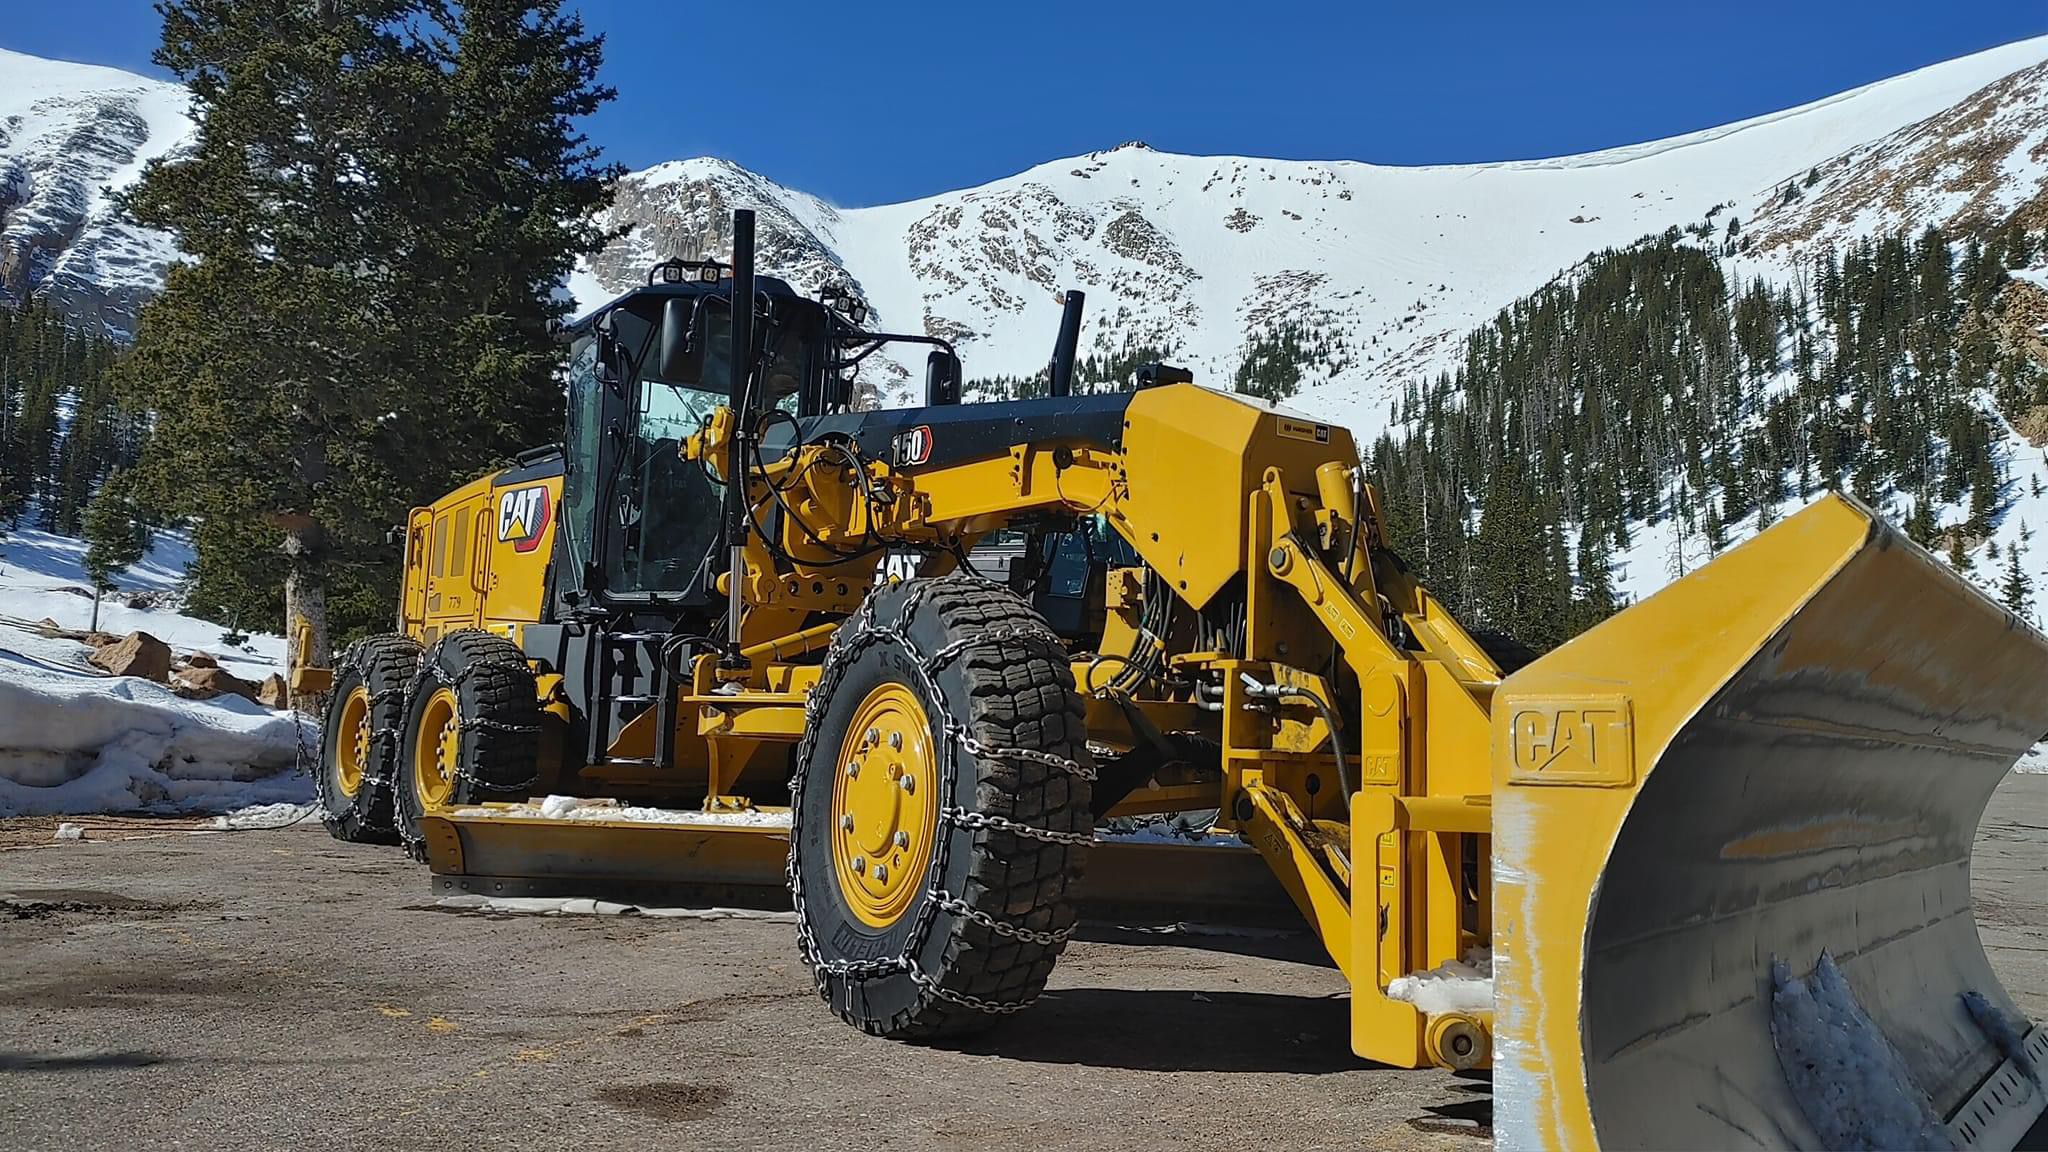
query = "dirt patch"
xmin=0 ymin=888 xmax=199 ymax=917
xmin=593 ymin=1082 xmax=730 ymax=1122
xmin=0 ymin=814 xmax=218 ymax=849
xmin=0 ymin=968 xmax=281 ymax=1010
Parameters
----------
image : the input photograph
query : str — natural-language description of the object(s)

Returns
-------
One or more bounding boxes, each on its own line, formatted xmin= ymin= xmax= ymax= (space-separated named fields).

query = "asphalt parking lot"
xmin=2 ymin=771 xmax=2043 ymax=1151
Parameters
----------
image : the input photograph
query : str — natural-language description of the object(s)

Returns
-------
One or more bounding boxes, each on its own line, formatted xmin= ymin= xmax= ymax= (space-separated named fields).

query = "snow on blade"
xmin=1387 ymin=948 xmax=1495 ymax=1016
xmin=433 ymin=894 xmax=796 ymax=921
xmin=459 ymin=796 xmax=793 ymax=827
xmin=1770 ymin=951 xmax=1954 ymax=1151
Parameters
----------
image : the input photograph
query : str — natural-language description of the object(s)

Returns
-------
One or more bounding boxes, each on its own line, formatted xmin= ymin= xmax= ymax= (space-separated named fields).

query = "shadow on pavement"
xmin=938 ymin=986 xmax=1360 ymax=1073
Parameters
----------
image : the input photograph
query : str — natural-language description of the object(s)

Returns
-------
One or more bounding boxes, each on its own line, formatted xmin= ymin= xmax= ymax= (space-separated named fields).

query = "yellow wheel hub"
xmin=831 ymin=682 xmax=940 ymax=928
xmin=413 ymin=687 xmax=460 ymax=811
xmin=335 ymin=686 xmax=371 ymax=798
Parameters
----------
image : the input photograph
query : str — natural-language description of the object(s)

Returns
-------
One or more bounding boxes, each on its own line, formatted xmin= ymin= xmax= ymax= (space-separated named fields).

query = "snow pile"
xmin=0 ymin=651 xmax=311 ymax=818
xmin=2017 ymin=747 xmax=2048 ymax=775
xmin=1387 ymin=948 xmax=1494 ymax=1015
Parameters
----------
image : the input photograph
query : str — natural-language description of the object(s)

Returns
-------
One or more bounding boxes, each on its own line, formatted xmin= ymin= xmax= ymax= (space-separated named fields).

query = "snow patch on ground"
xmin=0 ymin=649 xmax=311 ymax=818
xmin=1387 ymin=948 xmax=1495 ymax=1015
xmin=433 ymin=894 xmax=796 ymax=921
xmin=206 ymin=802 xmax=319 ymax=830
xmin=2015 ymin=746 xmax=2048 ymax=775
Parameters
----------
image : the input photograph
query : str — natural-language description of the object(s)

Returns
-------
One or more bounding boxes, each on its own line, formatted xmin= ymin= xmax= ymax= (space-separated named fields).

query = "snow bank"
xmin=0 ymin=650 xmax=311 ymax=818
xmin=1387 ymin=948 xmax=1494 ymax=1015
xmin=2016 ymin=745 xmax=2048 ymax=775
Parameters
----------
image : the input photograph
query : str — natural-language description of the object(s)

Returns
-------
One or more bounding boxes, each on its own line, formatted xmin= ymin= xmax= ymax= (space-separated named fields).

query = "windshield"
xmin=649 ymin=295 xmax=820 ymax=415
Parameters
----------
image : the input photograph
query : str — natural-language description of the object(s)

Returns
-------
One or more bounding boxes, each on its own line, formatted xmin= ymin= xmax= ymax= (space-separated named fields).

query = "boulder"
xmin=171 ymin=665 xmax=261 ymax=702
xmin=185 ymin=651 xmax=220 ymax=669
xmin=256 ymin=674 xmax=289 ymax=709
xmin=88 ymin=632 xmax=172 ymax=682
xmin=83 ymin=631 xmax=121 ymax=648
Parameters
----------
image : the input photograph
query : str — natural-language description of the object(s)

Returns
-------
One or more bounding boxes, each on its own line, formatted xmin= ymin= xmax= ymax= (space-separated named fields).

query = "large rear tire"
xmin=791 ymin=576 xmax=1093 ymax=1038
xmin=317 ymin=635 xmax=421 ymax=844
xmin=394 ymin=631 xmax=541 ymax=861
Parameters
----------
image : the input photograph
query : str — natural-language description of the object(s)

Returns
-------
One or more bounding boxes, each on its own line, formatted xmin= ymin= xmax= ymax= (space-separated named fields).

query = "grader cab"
xmin=313 ymin=210 xmax=2048 ymax=1149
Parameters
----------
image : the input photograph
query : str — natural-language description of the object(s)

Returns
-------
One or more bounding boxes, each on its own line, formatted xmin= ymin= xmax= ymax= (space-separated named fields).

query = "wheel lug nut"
xmin=899 ymin=775 xmax=915 ymax=794
xmin=846 ymin=761 xmax=859 ymax=778
xmin=841 ymin=814 xmax=855 ymax=832
xmin=889 ymin=731 xmax=903 ymax=750
xmin=894 ymin=831 xmax=909 ymax=849
xmin=852 ymin=856 xmax=865 ymax=872
xmin=872 ymin=864 xmax=888 ymax=882
xmin=865 ymin=727 xmax=879 ymax=747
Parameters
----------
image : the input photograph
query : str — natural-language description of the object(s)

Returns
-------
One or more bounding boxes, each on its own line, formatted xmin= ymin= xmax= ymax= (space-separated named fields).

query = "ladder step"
xmin=597 ymin=756 xmax=662 ymax=767
xmin=607 ymin=694 xmax=660 ymax=705
xmin=607 ymin=632 xmax=665 ymax=643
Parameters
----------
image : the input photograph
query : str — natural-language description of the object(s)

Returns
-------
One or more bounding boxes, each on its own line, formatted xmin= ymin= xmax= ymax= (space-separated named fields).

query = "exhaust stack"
xmin=1048 ymin=290 xmax=1084 ymax=397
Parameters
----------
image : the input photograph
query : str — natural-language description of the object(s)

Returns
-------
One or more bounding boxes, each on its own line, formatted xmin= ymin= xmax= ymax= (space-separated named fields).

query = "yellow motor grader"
xmin=311 ymin=210 xmax=2048 ymax=1149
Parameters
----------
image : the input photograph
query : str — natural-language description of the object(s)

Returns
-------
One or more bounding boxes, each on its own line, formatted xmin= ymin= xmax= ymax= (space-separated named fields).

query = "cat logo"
xmin=1505 ymin=695 xmax=1634 ymax=786
xmin=894 ymin=425 xmax=935 ymax=467
xmin=496 ymin=485 xmax=552 ymax=553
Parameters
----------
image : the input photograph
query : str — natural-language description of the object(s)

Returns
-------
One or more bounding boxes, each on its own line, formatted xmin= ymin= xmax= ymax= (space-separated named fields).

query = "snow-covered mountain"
xmin=573 ymin=36 xmax=2048 ymax=436
xmin=0 ymin=48 xmax=191 ymax=339
xmin=6 ymin=34 xmax=2047 ymax=428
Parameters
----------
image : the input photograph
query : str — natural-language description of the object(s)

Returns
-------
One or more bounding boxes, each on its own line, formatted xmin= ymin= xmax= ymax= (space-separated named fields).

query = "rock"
xmin=123 ymin=589 xmax=168 ymax=611
xmin=171 ymin=665 xmax=260 ymax=702
xmin=256 ymin=674 xmax=289 ymax=709
xmin=33 ymin=617 xmax=66 ymax=637
xmin=185 ymin=651 xmax=219 ymax=669
xmin=84 ymin=631 xmax=121 ymax=648
xmin=88 ymin=631 xmax=172 ymax=682
xmin=54 ymin=823 xmax=86 ymax=841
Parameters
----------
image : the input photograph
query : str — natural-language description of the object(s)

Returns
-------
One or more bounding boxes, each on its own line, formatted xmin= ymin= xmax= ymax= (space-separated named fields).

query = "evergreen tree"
xmin=2001 ymin=538 xmax=2034 ymax=623
xmin=117 ymin=0 xmax=618 ymax=673
xmin=81 ymin=470 xmax=149 ymax=632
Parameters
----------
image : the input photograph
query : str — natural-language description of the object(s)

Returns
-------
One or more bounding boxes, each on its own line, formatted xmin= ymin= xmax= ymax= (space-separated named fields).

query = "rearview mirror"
xmin=657 ymin=297 xmax=704 ymax=384
xmin=925 ymin=349 xmax=962 ymax=406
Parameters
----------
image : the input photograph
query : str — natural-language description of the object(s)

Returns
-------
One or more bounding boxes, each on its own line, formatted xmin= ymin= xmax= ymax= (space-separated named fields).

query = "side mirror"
xmin=656 ymin=296 xmax=705 ymax=384
xmin=925 ymin=349 xmax=962 ymax=406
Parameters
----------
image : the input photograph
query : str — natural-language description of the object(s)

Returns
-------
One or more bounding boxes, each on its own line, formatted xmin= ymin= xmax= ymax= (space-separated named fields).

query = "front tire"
xmin=317 ymin=635 xmax=421 ymax=844
xmin=791 ymin=576 xmax=1093 ymax=1038
xmin=394 ymin=631 xmax=541 ymax=861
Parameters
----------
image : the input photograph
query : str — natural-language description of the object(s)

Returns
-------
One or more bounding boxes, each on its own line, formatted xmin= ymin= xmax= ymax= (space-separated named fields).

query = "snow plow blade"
xmin=1492 ymin=492 xmax=2048 ymax=1151
xmin=418 ymin=812 xmax=1294 ymax=925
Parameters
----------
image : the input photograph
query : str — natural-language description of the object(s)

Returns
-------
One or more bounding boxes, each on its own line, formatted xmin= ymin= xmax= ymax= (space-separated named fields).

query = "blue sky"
xmin=5 ymin=0 xmax=2044 ymax=206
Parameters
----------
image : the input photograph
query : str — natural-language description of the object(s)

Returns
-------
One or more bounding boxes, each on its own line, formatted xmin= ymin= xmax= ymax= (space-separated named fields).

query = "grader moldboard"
xmin=308 ymin=209 xmax=2048 ymax=1149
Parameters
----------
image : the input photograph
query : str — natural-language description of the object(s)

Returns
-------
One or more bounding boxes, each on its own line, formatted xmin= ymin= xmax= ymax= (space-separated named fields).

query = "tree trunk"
xmin=282 ymin=521 xmax=330 ymax=712
xmin=90 ymin=586 xmax=102 ymax=633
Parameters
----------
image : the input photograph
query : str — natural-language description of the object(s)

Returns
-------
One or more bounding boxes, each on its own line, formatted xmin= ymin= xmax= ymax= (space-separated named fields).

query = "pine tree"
xmin=2001 ymin=539 xmax=2034 ymax=623
xmin=117 ymin=1 xmax=618 ymax=671
xmin=81 ymin=470 xmax=149 ymax=632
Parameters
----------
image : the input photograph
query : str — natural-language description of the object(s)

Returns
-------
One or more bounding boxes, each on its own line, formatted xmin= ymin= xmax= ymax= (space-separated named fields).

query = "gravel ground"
xmin=1 ymin=772 xmax=2042 ymax=1151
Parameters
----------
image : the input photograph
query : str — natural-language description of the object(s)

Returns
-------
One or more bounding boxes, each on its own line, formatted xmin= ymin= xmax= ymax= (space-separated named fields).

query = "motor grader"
xmin=309 ymin=209 xmax=2048 ymax=1149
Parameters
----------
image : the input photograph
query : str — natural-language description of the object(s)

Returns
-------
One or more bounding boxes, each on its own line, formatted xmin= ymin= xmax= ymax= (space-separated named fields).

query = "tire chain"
xmin=310 ymin=639 xmax=406 ymax=816
xmin=392 ymin=643 xmax=543 ymax=859
xmin=788 ymin=575 xmax=1094 ymax=1018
